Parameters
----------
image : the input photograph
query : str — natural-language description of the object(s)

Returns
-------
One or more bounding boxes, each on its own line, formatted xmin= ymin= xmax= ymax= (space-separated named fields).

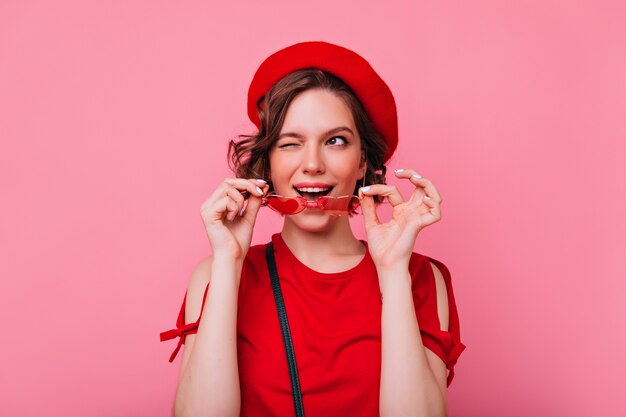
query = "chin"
xmin=286 ymin=211 xmax=338 ymax=231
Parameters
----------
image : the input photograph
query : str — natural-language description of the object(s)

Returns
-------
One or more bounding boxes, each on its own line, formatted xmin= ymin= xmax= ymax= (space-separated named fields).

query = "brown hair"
xmin=228 ymin=68 xmax=388 ymax=213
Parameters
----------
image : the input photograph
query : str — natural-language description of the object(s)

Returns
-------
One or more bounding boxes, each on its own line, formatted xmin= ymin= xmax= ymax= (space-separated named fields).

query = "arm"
xmin=378 ymin=262 xmax=450 ymax=417
xmin=173 ymin=255 xmax=243 ymax=417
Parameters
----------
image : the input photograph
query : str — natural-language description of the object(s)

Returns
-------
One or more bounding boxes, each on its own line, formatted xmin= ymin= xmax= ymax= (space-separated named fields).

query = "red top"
xmin=160 ymin=233 xmax=466 ymax=416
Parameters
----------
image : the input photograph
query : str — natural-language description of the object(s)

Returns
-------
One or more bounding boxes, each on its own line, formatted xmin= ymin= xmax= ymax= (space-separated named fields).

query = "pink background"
xmin=1 ymin=1 xmax=624 ymax=416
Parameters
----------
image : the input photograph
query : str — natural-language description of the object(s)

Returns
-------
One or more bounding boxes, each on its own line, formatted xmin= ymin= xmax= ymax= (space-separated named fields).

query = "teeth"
xmin=296 ymin=187 xmax=329 ymax=193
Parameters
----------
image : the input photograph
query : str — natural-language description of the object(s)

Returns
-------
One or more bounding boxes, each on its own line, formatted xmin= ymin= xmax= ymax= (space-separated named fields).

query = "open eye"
xmin=327 ymin=136 xmax=348 ymax=146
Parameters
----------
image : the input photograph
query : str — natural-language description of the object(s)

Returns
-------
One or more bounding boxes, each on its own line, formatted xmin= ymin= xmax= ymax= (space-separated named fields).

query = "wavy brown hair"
xmin=228 ymin=68 xmax=388 ymax=215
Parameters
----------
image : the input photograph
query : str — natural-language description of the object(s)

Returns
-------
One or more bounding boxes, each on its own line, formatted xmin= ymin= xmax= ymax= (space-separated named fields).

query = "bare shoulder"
xmin=185 ymin=255 xmax=213 ymax=324
xmin=429 ymin=261 xmax=450 ymax=332
xmin=178 ymin=256 xmax=213 ymax=378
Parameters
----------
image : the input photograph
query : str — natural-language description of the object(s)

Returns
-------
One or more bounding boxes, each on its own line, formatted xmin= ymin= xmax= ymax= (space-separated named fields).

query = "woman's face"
xmin=268 ymin=88 xmax=366 ymax=226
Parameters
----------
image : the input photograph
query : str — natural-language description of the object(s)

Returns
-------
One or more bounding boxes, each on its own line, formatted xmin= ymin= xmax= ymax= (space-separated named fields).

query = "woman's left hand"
xmin=358 ymin=169 xmax=442 ymax=271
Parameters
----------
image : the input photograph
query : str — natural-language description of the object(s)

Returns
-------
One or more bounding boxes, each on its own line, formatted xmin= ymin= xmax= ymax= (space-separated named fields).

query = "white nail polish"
xmin=424 ymin=196 xmax=431 ymax=200
xmin=413 ymin=173 xmax=422 ymax=179
xmin=394 ymin=168 xmax=404 ymax=173
xmin=256 ymin=186 xmax=263 ymax=194
xmin=239 ymin=207 xmax=245 ymax=216
xmin=361 ymin=186 xmax=370 ymax=192
xmin=256 ymin=179 xmax=267 ymax=183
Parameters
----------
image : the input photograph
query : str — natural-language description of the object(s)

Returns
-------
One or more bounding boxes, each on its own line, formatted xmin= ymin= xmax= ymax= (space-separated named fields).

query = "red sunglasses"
xmin=261 ymin=192 xmax=361 ymax=216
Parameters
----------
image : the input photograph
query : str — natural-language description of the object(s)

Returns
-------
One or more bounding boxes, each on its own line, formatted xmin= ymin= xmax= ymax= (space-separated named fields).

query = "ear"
xmin=358 ymin=148 xmax=367 ymax=179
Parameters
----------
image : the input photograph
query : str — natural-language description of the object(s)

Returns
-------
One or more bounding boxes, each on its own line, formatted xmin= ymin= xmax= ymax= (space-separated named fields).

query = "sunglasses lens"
xmin=318 ymin=196 xmax=361 ymax=216
xmin=266 ymin=196 xmax=306 ymax=215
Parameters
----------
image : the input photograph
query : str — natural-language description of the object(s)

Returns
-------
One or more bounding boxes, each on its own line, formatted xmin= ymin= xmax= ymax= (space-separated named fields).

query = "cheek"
xmin=268 ymin=158 xmax=296 ymax=191
xmin=269 ymin=159 xmax=289 ymax=180
xmin=338 ymin=156 xmax=362 ymax=176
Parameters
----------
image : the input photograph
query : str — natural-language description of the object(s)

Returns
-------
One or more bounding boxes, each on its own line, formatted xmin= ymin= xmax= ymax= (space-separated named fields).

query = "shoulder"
xmin=188 ymin=242 xmax=267 ymax=292
xmin=185 ymin=243 xmax=268 ymax=317
xmin=189 ymin=255 xmax=213 ymax=289
xmin=185 ymin=255 xmax=213 ymax=324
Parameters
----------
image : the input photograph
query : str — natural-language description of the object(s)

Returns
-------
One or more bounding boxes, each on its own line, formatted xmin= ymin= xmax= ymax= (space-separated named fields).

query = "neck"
xmin=280 ymin=217 xmax=365 ymax=263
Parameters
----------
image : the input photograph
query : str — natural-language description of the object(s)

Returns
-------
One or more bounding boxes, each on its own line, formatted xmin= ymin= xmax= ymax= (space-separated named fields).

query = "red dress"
xmin=160 ymin=233 xmax=466 ymax=417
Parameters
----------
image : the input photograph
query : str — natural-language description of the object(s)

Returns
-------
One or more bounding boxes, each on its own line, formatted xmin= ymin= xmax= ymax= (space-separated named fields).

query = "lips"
xmin=292 ymin=181 xmax=334 ymax=197
xmin=293 ymin=186 xmax=334 ymax=198
xmin=293 ymin=182 xmax=333 ymax=189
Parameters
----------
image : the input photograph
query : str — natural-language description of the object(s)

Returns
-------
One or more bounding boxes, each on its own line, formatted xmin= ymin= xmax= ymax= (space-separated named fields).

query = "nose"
xmin=301 ymin=143 xmax=325 ymax=174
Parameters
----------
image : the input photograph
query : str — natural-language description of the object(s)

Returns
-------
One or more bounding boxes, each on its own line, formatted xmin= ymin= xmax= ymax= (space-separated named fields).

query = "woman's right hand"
xmin=200 ymin=178 xmax=269 ymax=260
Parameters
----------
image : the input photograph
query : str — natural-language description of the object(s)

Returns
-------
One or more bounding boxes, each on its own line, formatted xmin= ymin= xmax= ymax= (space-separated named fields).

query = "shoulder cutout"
xmin=429 ymin=261 xmax=450 ymax=332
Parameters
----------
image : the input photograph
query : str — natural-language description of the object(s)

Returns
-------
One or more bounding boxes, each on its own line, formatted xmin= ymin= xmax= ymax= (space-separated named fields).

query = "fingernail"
xmin=412 ymin=173 xmax=422 ymax=179
xmin=256 ymin=186 xmax=264 ymax=195
xmin=360 ymin=186 xmax=370 ymax=192
xmin=394 ymin=168 xmax=404 ymax=173
xmin=256 ymin=179 xmax=267 ymax=183
xmin=239 ymin=207 xmax=245 ymax=216
xmin=424 ymin=196 xmax=431 ymax=200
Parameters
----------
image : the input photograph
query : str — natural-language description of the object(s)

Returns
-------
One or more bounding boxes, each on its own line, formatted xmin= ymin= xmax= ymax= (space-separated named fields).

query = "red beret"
xmin=247 ymin=41 xmax=398 ymax=163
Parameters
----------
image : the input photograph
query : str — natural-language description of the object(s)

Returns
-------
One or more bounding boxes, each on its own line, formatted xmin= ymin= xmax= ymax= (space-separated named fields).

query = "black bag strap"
xmin=265 ymin=242 xmax=305 ymax=417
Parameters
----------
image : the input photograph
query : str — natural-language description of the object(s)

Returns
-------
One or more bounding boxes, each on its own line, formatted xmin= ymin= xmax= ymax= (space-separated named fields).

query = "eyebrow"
xmin=277 ymin=126 xmax=355 ymax=140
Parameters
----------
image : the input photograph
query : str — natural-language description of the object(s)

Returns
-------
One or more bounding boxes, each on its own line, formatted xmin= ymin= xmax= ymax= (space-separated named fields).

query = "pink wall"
xmin=1 ymin=1 xmax=624 ymax=416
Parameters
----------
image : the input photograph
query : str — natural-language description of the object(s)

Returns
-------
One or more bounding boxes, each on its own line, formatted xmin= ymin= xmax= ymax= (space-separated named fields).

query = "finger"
xmin=359 ymin=184 xmax=404 ymax=206
xmin=357 ymin=188 xmax=380 ymax=227
xmin=202 ymin=195 xmax=239 ymax=223
xmin=393 ymin=169 xmax=442 ymax=204
xmin=422 ymin=196 xmax=442 ymax=221
xmin=233 ymin=179 xmax=269 ymax=221
xmin=225 ymin=187 xmax=245 ymax=212
xmin=223 ymin=177 xmax=268 ymax=200
xmin=205 ymin=178 xmax=268 ymax=209
xmin=224 ymin=197 xmax=240 ymax=222
xmin=407 ymin=195 xmax=441 ymax=229
xmin=240 ymin=190 xmax=265 ymax=223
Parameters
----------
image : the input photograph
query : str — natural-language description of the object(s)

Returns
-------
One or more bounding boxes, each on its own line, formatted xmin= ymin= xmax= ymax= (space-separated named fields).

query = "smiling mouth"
xmin=293 ymin=186 xmax=334 ymax=201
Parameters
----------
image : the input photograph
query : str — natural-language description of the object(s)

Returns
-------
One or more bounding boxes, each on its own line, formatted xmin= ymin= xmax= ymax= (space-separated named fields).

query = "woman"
xmin=161 ymin=41 xmax=466 ymax=417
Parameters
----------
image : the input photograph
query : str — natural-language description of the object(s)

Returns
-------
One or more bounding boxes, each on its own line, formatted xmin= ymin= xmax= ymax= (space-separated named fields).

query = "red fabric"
xmin=160 ymin=233 xmax=466 ymax=416
xmin=247 ymin=41 xmax=399 ymax=163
